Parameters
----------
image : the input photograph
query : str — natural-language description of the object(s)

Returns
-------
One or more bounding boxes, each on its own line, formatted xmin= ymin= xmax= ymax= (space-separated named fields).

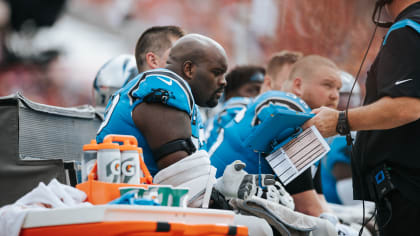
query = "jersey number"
xmin=97 ymin=94 xmax=120 ymax=135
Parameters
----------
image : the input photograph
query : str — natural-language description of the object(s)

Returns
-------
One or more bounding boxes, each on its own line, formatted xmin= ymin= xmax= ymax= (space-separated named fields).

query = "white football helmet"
xmin=339 ymin=71 xmax=362 ymax=109
xmin=93 ymin=54 xmax=138 ymax=113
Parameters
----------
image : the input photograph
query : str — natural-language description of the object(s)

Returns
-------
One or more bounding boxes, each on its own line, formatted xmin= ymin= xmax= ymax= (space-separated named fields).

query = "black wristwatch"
xmin=336 ymin=111 xmax=350 ymax=135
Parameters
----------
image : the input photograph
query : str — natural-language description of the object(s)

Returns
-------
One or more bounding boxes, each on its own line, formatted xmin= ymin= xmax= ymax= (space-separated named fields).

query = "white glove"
xmin=319 ymin=212 xmax=359 ymax=236
xmin=215 ymin=160 xmax=295 ymax=210
xmin=215 ymin=160 xmax=275 ymax=200
xmin=263 ymin=181 xmax=294 ymax=210
xmin=215 ymin=160 xmax=252 ymax=199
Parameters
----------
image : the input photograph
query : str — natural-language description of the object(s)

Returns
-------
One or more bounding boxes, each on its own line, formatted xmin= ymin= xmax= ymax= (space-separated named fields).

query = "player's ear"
xmin=261 ymin=75 xmax=271 ymax=92
xmin=291 ymin=77 xmax=303 ymax=97
xmin=145 ymin=52 xmax=159 ymax=69
xmin=182 ymin=61 xmax=195 ymax=81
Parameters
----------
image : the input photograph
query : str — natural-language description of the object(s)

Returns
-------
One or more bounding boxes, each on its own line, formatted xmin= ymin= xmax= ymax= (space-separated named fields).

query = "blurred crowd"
xmin=0 ymin=0 xmax=385 ymax=107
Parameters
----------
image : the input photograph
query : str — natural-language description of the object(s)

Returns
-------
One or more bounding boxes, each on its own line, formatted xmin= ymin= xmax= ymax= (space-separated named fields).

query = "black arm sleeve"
xmin=284 ymin=169 xmax=314 ymax=195
xmin=313 ymin=166 xmax=323 ymax=194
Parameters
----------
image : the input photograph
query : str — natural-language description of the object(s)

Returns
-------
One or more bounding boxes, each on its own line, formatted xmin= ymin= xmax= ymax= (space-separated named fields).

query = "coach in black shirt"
xmin=304 ymin=1 xmax=420 ymax=235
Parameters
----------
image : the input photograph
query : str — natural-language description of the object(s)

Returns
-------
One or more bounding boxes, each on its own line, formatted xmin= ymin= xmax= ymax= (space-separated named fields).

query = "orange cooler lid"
xmin=98 ymin=138 xmax=119 ymax=150
xmin=120 ymin=144 xmax=138 ymax=151
xmin=83 ymin=140 xmax=98 ymax=151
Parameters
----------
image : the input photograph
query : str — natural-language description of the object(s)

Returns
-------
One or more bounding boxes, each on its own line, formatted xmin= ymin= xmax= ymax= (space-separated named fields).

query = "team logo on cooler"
xmin=106 ymin=159 xmax=120 ymax=182
xmin=121 ymin=157 xmax=136 ymax=183
xmin=84 ymin=160 xmax=96 ymax=181
xmin=86 ymin=160 xmax=96 ymax=175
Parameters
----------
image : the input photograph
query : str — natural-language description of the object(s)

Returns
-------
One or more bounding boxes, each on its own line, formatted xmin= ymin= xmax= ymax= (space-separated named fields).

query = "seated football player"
xmin=210 ymin=55 xmax=343 ymax=217
xmin=96 ymin=32 xmax=277 ymax=236
xmin=96 ymin=33 xmax=227 ymax=202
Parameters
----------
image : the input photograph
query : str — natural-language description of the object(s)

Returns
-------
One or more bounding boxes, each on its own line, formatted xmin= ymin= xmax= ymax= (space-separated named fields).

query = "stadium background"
xmin=0 ymin=0 xmax=387 ymax=107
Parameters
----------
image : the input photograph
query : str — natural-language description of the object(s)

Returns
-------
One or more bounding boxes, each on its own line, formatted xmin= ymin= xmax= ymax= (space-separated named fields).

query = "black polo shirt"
xmin=352 ymin=2 xmax=420 ymax=206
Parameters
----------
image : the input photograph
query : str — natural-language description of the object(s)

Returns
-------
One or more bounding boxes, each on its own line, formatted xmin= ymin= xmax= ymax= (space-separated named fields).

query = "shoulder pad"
xmin=251 ymin=91 xmax=311 ymax=116
xmin=129 ymin=69 xmax=195 ymax=116
xmin=237 ymin=91 xmax=310 ymax=127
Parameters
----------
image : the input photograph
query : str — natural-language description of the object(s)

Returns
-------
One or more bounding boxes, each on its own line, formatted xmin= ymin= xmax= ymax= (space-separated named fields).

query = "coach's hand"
xmin=302 ymin=106 xmax=339 ymax=138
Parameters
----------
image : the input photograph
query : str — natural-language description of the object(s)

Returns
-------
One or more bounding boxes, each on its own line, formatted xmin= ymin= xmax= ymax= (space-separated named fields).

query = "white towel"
xmin=153 ymin=150 xmax=216 ymax=208
xmin=0 ymin=179 xmax=91 ymax=236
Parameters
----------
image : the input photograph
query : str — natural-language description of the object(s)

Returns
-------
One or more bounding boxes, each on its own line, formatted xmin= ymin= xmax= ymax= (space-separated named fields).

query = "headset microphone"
xmin=372 ymin=0 xmax=394 ymax=28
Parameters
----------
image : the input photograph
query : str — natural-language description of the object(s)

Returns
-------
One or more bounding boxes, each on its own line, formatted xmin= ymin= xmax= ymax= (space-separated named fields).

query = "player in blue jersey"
xmin=97 ymin=33 xmax=227 ymax=177
xmin=95 ymin=34 xmax=278 ymax=234
xmin=210 ymin=55 xmax=343 ymax=218
xmin=205 ymin=65 xmax=264 ymax=149
xmin=205 ymin=96 xmax=252 ymax=150
xmin=209 ymin=90 xmax=312 ymax=175
xmin=207 ymin=51 xmax=301 ymax=156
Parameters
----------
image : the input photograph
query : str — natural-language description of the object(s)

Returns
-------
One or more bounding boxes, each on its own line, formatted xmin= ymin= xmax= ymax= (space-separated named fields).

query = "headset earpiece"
xmin=373 ymin=0 xmax=394 ymax=28
xmin=377 ymin=0 xmax=393 ymax=6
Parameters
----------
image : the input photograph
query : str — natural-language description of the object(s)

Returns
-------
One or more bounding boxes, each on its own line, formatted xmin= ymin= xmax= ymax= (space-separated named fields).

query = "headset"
xmin=372 ymin=0 xmax=394 ymax=28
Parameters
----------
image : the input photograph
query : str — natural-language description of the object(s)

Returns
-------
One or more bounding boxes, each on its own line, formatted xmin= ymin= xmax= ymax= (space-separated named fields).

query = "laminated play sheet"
xmin=266 ymin=126 xmax=330 ymax=185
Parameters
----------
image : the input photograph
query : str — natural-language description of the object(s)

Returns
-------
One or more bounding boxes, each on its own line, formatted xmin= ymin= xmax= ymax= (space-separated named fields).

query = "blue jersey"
xmin=96 ymin=68 xmax=204 ymax=176
xmin=205 ymin=97 xmax=251 ymax=150
xmin=321 ymin=135 xmax=351 ymax=204
xmin=210 ymin=91 xmax=311 ymax=177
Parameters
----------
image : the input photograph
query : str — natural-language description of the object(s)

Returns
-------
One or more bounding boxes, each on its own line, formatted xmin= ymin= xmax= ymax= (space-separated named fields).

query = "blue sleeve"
xmin=325 ymin=136 xmax=351 ymax=171
xmin=131 ymin=73 xmax=194 ymax=116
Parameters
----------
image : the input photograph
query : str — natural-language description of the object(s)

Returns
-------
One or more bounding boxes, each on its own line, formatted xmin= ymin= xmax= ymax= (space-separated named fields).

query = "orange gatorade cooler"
xmin=97 ymin=136 xmax=121 ymax=183
xmin=76 ymin=135 xmax=154 ymax=204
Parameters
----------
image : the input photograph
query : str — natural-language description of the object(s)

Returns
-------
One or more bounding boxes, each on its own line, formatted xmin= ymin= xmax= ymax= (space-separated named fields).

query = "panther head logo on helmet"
xmin=93 ymin=54 xmax=138 ymax=114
